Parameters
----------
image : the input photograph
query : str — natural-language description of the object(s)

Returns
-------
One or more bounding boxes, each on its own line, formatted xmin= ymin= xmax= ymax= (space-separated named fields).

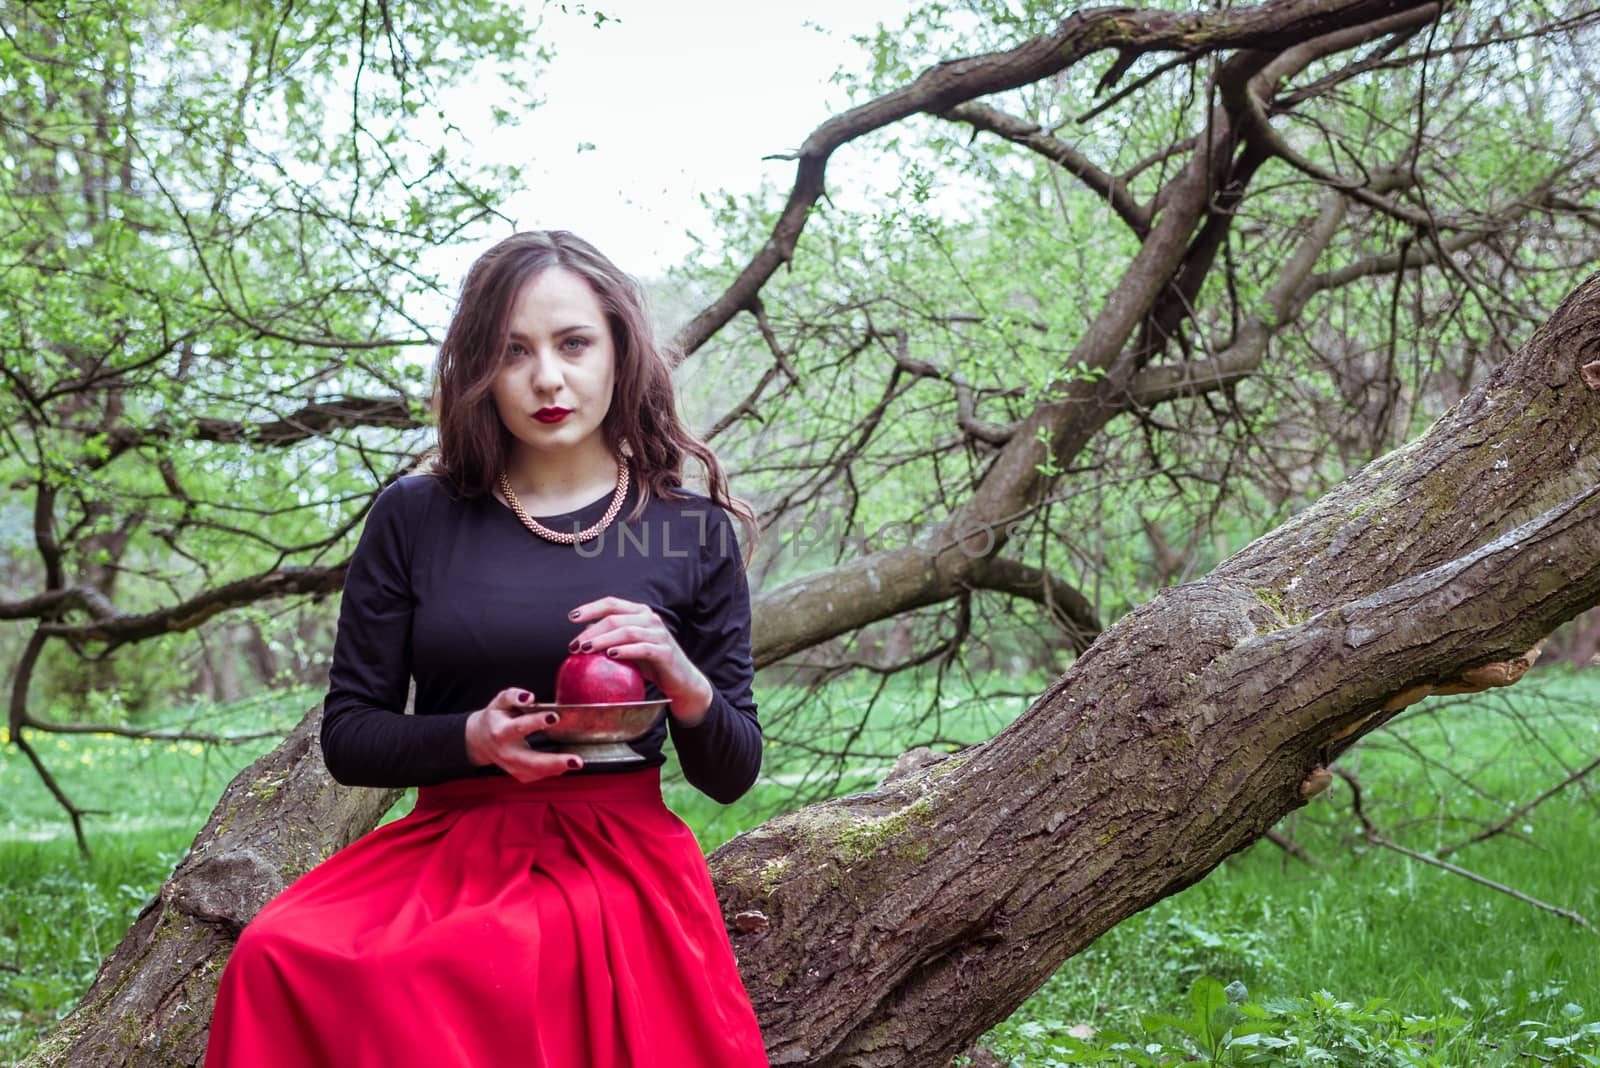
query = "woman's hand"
xmin=464 ymin=688 xmax=583 ymax=781
xmin=567 ymin=598 xmax=714 ymax=725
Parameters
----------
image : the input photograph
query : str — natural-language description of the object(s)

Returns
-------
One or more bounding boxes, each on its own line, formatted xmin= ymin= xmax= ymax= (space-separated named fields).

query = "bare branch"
xmin=1229 ymin=81 xmax=1437 ymax=229
xmin=672 ymin=0 xmax=1444 ymax=358
xmin=1334 ymin=767 xmax=1591 ymax=928
xmin=0 ymin=584 xmax=119 ymax=621
xmin=96 ymin=395 xmax=425 ymax=465
xmin=1306 ymin=186 xmax=1576 ymax=295
xmin=964 ymin=555 xmax=1102 ymax=654
xmin=939 ymin=102 xmax=1149 ymax=234
xmin=1438 ymin=752 xmax=1600 ymax=858
xmin=40 ymin=565 xmax=350 ymax=647
xmin=1277 ymin=7 xmax=1600 ymax=109
xmin=22 ymin=717 xmax=285 ymax=746
xmin=1263 ymin=827 xmax=1320 ymax=866
xmin=11 ymin=731 xmax=100 ymax=857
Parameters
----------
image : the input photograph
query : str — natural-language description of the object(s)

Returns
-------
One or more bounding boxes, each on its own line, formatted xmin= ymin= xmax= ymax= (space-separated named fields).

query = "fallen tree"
xmin=14 ymin=0 xmax=1600 ymax=1060
xmin=22 ymin=260 xmax=1600 ymax=1064
xmin=709 ymin=270 xmax=1600 ymax=1066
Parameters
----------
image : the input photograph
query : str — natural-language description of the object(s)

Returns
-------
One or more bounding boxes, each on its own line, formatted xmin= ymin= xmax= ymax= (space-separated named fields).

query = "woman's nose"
xmin=527 ymin=348 xmax=563 ymax=392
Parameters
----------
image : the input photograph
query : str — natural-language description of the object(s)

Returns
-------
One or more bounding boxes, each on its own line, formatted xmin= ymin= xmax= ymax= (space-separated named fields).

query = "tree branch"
xmin=0 ymin=584 xmax=119 ymax=621
xmin=1228 ymin=70 xmax=1438 ymax=229
xmin=672 ymin=0 xmax=1443 ymax=358
xmin=39 ymin=565 xmax=349 ymax=647
xmin=1334 ymin=767 xmax=1592 ymax=928
xmin=964 ymin=555 xmax=1102 ymax=654
xmin=938 ymin=102 xmax=1149 ymax=234
xmin=21 ymin=717 xmax=285 ymax=745
xmin=1437 ymin=752 xmax=1600 ymax=859
xmin=95 ymin=395 xmax=425 ymax=466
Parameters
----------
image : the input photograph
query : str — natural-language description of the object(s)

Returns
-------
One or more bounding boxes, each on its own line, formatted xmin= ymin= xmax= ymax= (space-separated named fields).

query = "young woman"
xmin=204 ymin=231 xmax=769 ymax=1067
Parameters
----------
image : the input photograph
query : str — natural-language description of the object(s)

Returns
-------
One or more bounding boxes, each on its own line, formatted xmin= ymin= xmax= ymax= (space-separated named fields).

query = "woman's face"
xmin=491 ymin=267 xmax=617 ymax=467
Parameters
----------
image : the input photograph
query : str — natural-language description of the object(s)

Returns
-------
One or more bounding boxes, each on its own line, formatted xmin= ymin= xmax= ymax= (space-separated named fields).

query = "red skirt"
xmin=205 ymin=769 xmax=768 ymax=1067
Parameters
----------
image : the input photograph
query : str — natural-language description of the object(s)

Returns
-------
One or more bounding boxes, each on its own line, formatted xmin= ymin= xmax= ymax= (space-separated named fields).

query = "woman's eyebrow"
xmin=506 ymin=323 xmax=598 ymax=339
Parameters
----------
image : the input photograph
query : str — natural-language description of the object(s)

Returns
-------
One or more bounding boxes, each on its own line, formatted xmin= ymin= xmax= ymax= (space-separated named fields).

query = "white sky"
xmin=432 ymin=0 xmax=918 ymax=285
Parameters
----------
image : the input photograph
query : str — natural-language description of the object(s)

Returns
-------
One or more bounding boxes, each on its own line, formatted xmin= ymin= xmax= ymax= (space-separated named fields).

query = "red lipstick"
xmin=534 ymin=408 xmax=570 ymax=423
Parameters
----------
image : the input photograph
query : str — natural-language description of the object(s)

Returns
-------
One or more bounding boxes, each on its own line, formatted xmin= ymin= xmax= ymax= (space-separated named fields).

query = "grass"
xmin=983 ymin=668 xmax=1600 ymax=1065
xmin=3 ymin=670 xmax=1598 ymax=1064
xmin=1 ymin=690 xmax=306 ymax=1060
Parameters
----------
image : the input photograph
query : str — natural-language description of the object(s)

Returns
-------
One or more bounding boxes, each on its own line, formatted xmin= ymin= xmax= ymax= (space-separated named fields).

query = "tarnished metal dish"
xmin=528 ymin=699 xmax=667 ymax=763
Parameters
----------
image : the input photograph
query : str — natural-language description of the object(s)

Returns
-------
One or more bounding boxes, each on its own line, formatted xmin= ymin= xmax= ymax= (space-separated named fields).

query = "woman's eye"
xmin=561 ymin=336 xmax=590 ymax=352
xmin=507 ymin=342 xmax=529 ymax=358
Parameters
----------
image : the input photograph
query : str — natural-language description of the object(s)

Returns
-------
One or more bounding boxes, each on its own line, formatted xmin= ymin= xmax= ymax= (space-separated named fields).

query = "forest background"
xmin=4 ymin=0 xmax=1600 ymax=1065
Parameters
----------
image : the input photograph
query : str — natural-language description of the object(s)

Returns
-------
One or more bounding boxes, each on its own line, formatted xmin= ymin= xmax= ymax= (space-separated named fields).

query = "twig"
xmin=12 ymin=733 xmax=102 ymax=859
xmin=8 ymin=629 xmax=98 ymax=857
xmin=1364 ymin=833 xmax=1591 ymax=929
xmin=23 ymin=717 xmax=283 ymax=745
xmin=1439 ymin=752 xmax=1600 ymax=858
xmin=1335 ymin=767 xmax=1592 ymax=929
xmin=1080 ymin=48 xmax=1204 ymax=120
xmin=1264 ymin=828 xmax=1320 ymax=867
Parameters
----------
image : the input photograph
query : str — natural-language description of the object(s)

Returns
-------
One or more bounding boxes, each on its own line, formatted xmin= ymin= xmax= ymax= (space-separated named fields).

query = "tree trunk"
xmin=22 ymin=713 xmax=399 ymax=1068
xmin=22 ymin=272 xmax=1600 ymax=1066
xmin=709 ymin=271 xmax=1600 ymax=1066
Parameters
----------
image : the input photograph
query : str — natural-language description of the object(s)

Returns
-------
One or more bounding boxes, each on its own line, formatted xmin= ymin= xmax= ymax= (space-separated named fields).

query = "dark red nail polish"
xmin=544 ymin=713 xmax=559 ymax=726
xmin=568 ymin=639 xmax=579 ymax=652
xmin=566 ymin=758 xmax=581 ymax=769
xmin=517 ymin=690 xmax=532 ymax=704
xmin=568 ymin=609 xmax=580 ymax=619
xmin=606 ymin=648 xmax=618 ymax=658
xmin=581 ymin=641 xmax=592 ymax=652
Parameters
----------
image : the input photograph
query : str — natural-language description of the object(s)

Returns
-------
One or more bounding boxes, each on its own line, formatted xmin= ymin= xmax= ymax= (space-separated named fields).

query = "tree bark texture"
xmin=22 ymin=273 xmax=1600 ymax=1067
xmin=707 ymin=271 xmax=1600 ymax=1066
xmin=21 ymin=713 xmax=399 ymax=1068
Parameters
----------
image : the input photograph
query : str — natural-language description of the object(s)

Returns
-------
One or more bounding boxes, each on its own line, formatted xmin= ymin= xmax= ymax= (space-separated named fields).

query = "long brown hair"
xmin=431 ymin=231 xmax=758 ymax=559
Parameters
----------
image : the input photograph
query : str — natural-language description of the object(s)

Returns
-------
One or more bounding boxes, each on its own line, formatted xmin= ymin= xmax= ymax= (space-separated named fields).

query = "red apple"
xmin=554 ymin=652 xmax=646 ymax=705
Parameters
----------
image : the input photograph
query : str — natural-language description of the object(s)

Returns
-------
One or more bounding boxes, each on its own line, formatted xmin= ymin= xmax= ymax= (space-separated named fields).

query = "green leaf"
xmin=1190 ymin=975 xmax=1228 ymax=1043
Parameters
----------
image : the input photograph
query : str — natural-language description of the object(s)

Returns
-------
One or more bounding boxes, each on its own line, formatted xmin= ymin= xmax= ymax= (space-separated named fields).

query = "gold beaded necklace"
xmin=499 ymin=460 xmax=630 ymax=545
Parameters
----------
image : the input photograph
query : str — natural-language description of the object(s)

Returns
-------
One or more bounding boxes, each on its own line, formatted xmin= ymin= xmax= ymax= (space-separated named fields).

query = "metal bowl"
xmin=527 ymin=699 xmax=667 ymax=763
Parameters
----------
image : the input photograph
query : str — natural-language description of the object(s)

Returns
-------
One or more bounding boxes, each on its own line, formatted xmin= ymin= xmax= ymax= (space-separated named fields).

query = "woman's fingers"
xmin=498 ymin=748 xmax=583 ymax=784
xmin=566 ymin=598 xmax=663 ymax=654
xmin=499 ymin=709 xmax=582 ymax=782
xmin=568 ymin=612 xmax=657 ymax=653
xmin=486 ymin=686 xmax=538 ymax=712
xmin=561 ymin=597 xmax=711 ymax=720
xmin=583 ymin=628 xmax=677 ymax=686
xmin=501 ymin=707 xmax=561 ymax=738
xmin=567 ymin=596 xmax=645 ymax=624
xmin=575 ymin=623 xmax=653 ymax=654
xmin=465 ymin=698 xmax=582 ymax=781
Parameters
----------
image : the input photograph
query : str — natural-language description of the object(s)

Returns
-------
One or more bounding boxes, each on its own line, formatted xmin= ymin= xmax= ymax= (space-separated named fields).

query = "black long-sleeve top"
xmin=319 ymin=472 xmax=761 ymax=803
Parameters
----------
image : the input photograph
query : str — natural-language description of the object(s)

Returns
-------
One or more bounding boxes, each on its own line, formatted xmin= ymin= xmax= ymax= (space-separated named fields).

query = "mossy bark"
xmin=19 ymin=712 xmax=399 ymax=1068
xmin=22 ymin=273 xmax=1600 ymax=1067
xmin=707 ymin=271 xmax=1600 ymax=1067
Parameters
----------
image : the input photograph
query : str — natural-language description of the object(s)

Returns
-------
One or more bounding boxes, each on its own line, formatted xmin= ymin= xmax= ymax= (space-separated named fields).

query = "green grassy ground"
xmin=982 ymin=670 xmax=1600 ymax=1066
xmin=3 ymin=671 xmax=1598 ymax=1064
xmin=1 ymin=692 xmax=305 ymax=1058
